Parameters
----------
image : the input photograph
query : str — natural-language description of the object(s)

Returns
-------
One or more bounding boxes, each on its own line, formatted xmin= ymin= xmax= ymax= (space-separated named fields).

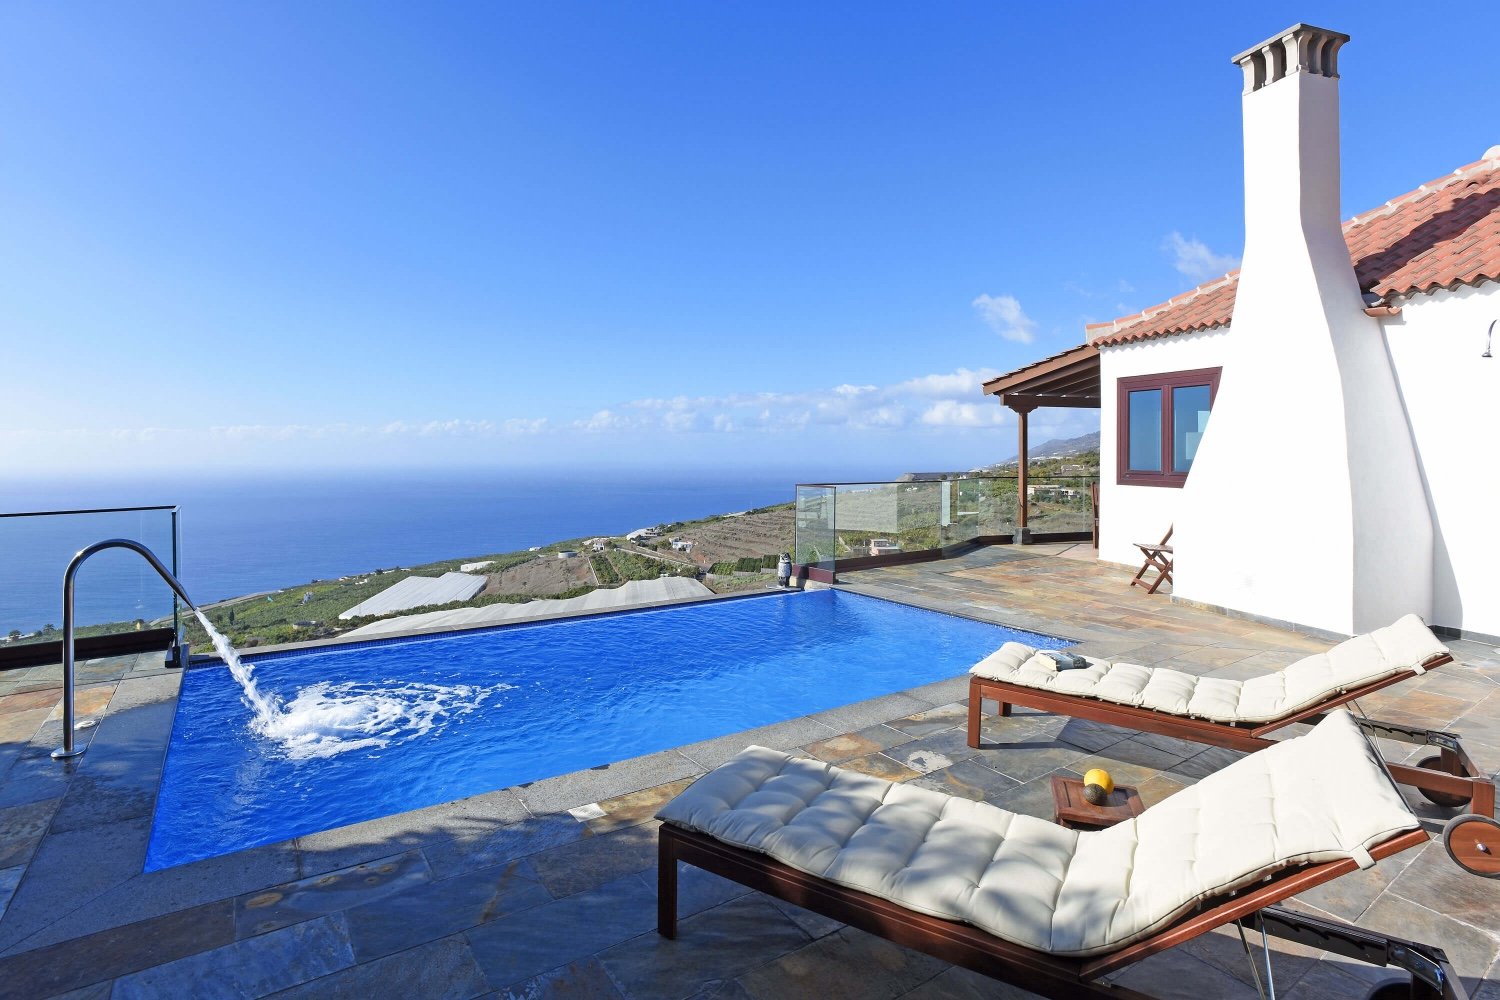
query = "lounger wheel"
xmin=1415 ymin=755 xmax=1472 ymax=808
xmin=1444 ymin=814 xmax=1500 ymax=877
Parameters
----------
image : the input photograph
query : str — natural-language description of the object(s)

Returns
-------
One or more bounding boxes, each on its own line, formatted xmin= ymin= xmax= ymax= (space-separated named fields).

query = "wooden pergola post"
xmin=1014 ymin=404 xmax=1033 ymax=538
xmin=980 ymin=341 xmax=1102 ymax=548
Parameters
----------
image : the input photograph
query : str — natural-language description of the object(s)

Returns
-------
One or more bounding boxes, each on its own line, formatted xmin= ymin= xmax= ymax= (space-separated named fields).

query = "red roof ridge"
xmin=1090 ymin=154 xmax=1500 ymax=349
xmin=1085 ymin=272 xmax=1238 ymax=337
xmin=1344 ymin=157 xmax=1499 ymax=229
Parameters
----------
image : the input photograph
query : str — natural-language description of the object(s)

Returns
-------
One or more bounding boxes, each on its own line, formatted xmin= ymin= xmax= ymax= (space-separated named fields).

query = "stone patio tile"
xmin=344 ymin=858 xmax=550 ymax=962
xmin=297 ymin=787 xmax=531 ymax=877
xmin=885 ymin=703 xmax=971 ymax=739
xmin=908 ymin=759 xmax=1019 ymax=803
xmin=1054 ymin=718 xmax=1137 ymax=753
xmin=529 ymin=821 xmax=660 ymax=899
xmin=1386 ymin=838 xmax=1500 ymax=936
xmin=7 ymin=840 xmax=303 ymax=954
xmin=0 ymin=688 xmax=62 ymax=714
xmin=1291 ymin=846 xmax=1416 ymax=923
xmin=1130 ymin=729 xmax=1219 ymax=757
xmin=0 ymin=813 xmax=150 ymax=954
xmin=465 ymin=872 xmax=658 ymax=988
xmin=235 ymin=849 xmax=432 ymax=938
xmin=808 ymin=692 xmax=937 ymax=735
xmin=38 ymin=982 xmax=114 ymax=1000
xmin=895 ymin=965 xmax=1044 ymax=999
xmin=1360 ymin=894 xmax=1500 ymax=990
xmin=677 ymin=717 xmax=838 ymax=771
xmin=765 ymin=894 xmax=843 ymax=940
xmin=802 ymin=725 xmax=913 ymax=764
xmin=836 ymin=753 xmax=923 ymax=782
xmin=1133 ymin=773 xmax=1188 ymax=807
xmin=1104 ymin=944 xmax=1262 ymax=999
xmin=264 ymin=933 xmax=490 ymax=1000
xmin=883 ymin=729 xmax=981 ymax=774
xmin=0 ymin=744 xmax=74 ymax=811
xmin=584 ymin=778 xmax=697 ymax=835
xmin=1168 ymin=745 xmax=1246 ymax=781
xmin=598 ymin=894 xmax=812 ymax=999
xmin=516 ymin=748 xmax=703 ymax=816
xmin=1172 ymin=645 xmax=1262 ymax=669
xmin=736 ymin=925 xmax=947 ymax=1000
xmin=0 ymin=796 xmax=59 ymax=869
xmin=42 ymin=683 xmax=115 ymax=724
xmin=0 ymin=899 xmax=234 ymax=999
xmin=1178 ymin=919 xmax=1322 ymax=993
xmin=489 ymin=957 xmax=625 ymax=999
xmin=0 ymin=706 xmax=50 ymax=747
xmin=1090 ymin=737 xmax=1189 ymax=772
xmin=111 ymin=913 xmax=355 ymax=1000
xmin=969 ymin=743 xmax=1088 ymax=784
xmin=991 ymin=767 xmax=1082 ymax=820
xmin=1281 ymin=958 xmax=1399 ymax=1000
xmin=0 ymin=866 xmax=20 ymax=924
xmin=422 ymin=811 xmax=589 ymax=881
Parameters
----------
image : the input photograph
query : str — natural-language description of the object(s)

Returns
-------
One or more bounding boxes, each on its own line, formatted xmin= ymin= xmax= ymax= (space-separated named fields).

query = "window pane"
xmin=1172 ymin=384 xmax=1213 ymax=473
xmin=1128 ymin=390 xmax=1162 ymax=472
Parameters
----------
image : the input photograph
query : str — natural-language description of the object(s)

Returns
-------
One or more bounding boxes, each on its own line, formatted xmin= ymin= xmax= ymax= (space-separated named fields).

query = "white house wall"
xmin=1097 ymin=326 xmax=1234 ymax=566
xmin=1383 ymin=281 xmax=1500 ymax=638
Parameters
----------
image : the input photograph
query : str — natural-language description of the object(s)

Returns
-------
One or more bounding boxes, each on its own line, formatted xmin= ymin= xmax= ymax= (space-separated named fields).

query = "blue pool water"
xmin=146 ymin=590 xmax=1067 ymax=870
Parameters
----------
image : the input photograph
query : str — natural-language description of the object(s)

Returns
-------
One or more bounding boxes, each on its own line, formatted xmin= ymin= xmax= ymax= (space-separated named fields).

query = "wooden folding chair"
xmin=1130 ymin=526 xmax=1173 ymax=594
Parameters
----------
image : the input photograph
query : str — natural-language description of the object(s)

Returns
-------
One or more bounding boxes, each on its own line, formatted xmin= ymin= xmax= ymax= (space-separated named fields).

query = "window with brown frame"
xmin=1116 ymin=366 xmax=1221 ymax=488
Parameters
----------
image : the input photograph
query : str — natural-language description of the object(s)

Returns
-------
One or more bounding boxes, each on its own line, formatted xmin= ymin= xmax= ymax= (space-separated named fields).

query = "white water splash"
xmin=260 ymin=680 xmax=511 ymax=759
xmin=195 ymin=610 xmax=509 ymax=759
xmin=194 ymin=610 xmax=284 ymax=723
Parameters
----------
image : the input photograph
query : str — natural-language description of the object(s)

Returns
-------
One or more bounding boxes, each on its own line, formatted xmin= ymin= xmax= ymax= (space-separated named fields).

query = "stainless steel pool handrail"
xmin=52 ymin=539 xmax=199 ymax=760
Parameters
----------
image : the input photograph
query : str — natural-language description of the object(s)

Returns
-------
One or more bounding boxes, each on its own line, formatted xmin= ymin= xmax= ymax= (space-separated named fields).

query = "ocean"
xmin=0 ymin=469 xmax=812 ymax=636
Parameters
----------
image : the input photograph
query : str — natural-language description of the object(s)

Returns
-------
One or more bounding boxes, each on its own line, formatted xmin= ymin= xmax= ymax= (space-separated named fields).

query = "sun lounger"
xmin=656 ymin=711 xmax=1465 ymax=999
xmin=966 ymin=614 xmax=1496 ymax=834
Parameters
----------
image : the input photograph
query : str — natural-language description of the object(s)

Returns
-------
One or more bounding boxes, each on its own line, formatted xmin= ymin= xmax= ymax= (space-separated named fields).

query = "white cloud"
xmin=1163 ymin=232 xmax=1239 ymax=282
xmin=919 ymin=401 xmax=1006 ymax=428
xmin=971 ymin=294 xmax=1037 ymax=343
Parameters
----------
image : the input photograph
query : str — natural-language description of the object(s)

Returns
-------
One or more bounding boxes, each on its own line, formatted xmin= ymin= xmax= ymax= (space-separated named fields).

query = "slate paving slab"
xmin=734 ymin=925 xmax=949 ymax=1000
xmin=584 ymin=777 xmax=696 ymax=835
xmin=0 ymin=899 xmax=235 ymax=1000
xmin=802 ymin=725 xmax=913 ymax=764
xmin=908 ymin=758 xmax=1019 ymax=802
xmin=465 ymin=872 xmax=659 ymax=988
xmin=597 ymin=895 xmax=812 ymax=999
xmin=111 ymin=913 xmax=356 ymax=1000
xmin=343 ymin=857 xmax=552 ymax=963
xmin=422 ymin=811 xmax=590 ymax=881
xmin=0 ymin=796 xmax=59 ymax=869
xmin=235 ymin=849 xmax=432 ymax=938
xmin=263 ymin=933 xmax=490 ymax=1000
xmin=528 ymin=820 xmax=661 ymax=899
xmin=490 ymin=957 xmax=626 ymax=1000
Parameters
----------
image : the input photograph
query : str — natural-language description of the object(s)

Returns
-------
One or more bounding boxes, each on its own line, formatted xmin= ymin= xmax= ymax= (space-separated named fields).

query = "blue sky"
xmin=3 ymin=2 xmax=1496 ymax=479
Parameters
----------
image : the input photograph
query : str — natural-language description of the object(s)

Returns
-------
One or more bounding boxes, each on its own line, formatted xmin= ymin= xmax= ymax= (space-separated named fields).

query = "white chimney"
xmin=1172 ymin=24 xmax=1433 ymax=635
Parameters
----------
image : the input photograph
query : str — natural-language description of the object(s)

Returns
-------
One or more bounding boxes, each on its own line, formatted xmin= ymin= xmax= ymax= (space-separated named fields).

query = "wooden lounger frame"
xmin=966 ymin=652 xmax=1497 ymax=819
xmin=658 ymin=824 xmax=1464 ymax=999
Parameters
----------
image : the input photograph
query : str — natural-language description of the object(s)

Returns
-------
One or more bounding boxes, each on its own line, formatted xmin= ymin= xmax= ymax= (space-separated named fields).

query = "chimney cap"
xmin=1232 ymin=24 xmax=1351 ymax=94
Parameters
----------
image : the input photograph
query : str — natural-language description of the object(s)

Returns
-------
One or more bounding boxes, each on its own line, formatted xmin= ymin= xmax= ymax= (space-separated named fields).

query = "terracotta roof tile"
xmin=1088 ymin=156 xmax=1500 ymax=347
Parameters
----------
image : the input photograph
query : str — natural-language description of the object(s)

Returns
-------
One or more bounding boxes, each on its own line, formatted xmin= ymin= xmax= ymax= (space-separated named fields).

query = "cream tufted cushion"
xmin=968 ymin=614 xmax=1447 ymax=724
xmin=657 ymin=710 xmax=1418 ymax=957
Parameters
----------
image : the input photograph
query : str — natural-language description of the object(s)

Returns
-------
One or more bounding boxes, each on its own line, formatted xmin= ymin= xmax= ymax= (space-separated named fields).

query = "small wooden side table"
xmin=1051 ymin=775 xmax=1145 ymax=830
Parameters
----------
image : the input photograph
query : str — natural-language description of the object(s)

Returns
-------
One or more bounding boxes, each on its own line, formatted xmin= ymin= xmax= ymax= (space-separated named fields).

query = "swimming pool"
xmin=146 ymin=589 xmax=1068 ymax=869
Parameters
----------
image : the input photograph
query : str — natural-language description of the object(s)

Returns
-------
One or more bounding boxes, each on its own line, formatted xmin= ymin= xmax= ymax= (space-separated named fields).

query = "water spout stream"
xmin=193 ymin=610 xmax=284 ymax=725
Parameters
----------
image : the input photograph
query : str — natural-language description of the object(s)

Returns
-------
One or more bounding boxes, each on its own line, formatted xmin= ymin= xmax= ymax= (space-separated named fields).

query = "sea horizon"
xmin=0 ymin=466 xmax=874 ymax=635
